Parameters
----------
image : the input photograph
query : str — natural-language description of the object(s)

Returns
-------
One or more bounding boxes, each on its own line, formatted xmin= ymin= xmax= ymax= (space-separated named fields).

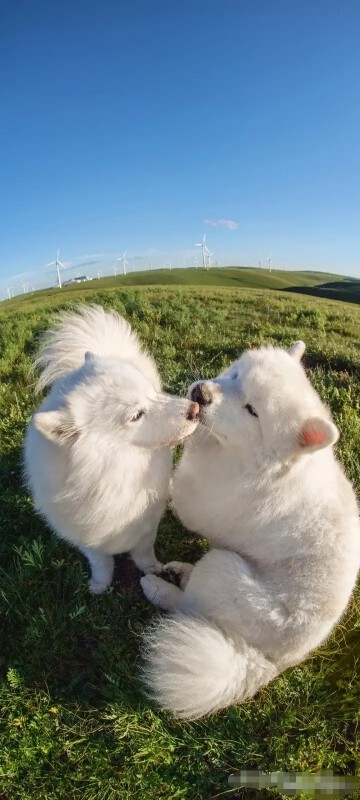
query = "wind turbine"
xmin=207 ymin=251 xmax=214 ymax=269
xmin=267 ymin=257 xmax=272 ymax=273
xmin=46 ymin=249 xmax=65 ymax=288
xmin=120 ymin=251 xmax=128 ymax=275
xmin=22 ymin=282 xmax=29 ymax=294
xmin=113 ymin=251 xmax=128 ymax=276
xmin=195 ymin=235 xmax=211 ymax=270
xmin=7 ymin=287 xmax=13 ymax=300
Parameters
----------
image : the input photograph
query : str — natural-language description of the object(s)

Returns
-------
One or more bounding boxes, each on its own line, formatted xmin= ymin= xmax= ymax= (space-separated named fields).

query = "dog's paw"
xmin=88 ymin=577 xmax=111 ymax=595
xmin=141 ymin=560 xmax=163 ymax=575
xmin=140 ymin=574 xmax=172 ymax=608
xmin=162 ymin=560 xmax=194 ymax=589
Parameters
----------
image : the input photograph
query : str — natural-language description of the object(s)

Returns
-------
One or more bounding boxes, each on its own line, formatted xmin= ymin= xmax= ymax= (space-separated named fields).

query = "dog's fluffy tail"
xmin=142 ymin=613 xmax=278 ymax=719
xmin=35 ymin=304 xmax=160 ymax=392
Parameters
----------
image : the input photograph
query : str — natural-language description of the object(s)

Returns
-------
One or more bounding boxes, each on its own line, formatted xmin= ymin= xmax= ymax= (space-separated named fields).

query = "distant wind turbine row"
xmin=11 ymin=235 xmax=217 ymax=299
xmin=3 ymin=238 xmax=280 ymax=301
xmin=42 ymin=236 xmax=215 ymax=291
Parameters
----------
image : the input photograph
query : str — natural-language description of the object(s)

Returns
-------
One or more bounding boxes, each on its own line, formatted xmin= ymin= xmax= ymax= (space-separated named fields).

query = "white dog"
xmin=141 ymin=341 xmax=360 ymax=718
xmin=24 ymin=305 xmax=199 ymax=593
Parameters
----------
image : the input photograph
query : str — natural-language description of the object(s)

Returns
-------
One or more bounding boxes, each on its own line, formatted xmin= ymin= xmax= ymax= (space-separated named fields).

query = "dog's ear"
xmin=32 ymin=409 xmax=77 ymax=445
xmin=298 ymin=416 xmax=338 ymax=453
xmin=288 ymin=341 xmax=306 ymax=362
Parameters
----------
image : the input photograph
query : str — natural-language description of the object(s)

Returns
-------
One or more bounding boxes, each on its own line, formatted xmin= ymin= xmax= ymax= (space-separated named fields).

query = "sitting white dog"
xmin=141 ymin=341 xmax=360 ymax=718
xmin=24 ymin=305 xmax=199 ymax=593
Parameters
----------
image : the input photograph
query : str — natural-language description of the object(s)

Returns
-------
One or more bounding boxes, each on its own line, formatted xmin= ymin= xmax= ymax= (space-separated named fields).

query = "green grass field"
xmin=0 ymin=279 xmax=359 ymax=799
xmin=4 ymin=266 xmax=360 ymax=312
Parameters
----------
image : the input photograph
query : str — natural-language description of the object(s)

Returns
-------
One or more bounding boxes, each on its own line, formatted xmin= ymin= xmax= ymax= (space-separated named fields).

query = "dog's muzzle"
xmin=191 ymin=382 xmax=214 ymax=406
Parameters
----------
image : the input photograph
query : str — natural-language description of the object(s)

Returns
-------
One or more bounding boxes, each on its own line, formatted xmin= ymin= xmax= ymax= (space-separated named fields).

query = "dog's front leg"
xmin=78 ymin=545 xmax=114 ymax=594
xmin=130 ymin=535 xmax=162 ymax=574
xmin=129 ymin=501 xmax=165 ymax=573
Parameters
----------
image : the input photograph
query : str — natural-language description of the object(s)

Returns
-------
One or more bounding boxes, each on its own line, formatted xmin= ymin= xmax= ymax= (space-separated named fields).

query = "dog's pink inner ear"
xmin=298 ymin=417 xmax=338 ymax=450
xmin=299 ymin=423 xmax=326 ymax=448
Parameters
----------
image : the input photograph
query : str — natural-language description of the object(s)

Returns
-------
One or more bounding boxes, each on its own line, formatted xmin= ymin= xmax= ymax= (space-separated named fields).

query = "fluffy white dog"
xmin=141 ymin=341 xmax=360 ymax=718
xmin=24 ymin=305 xmax=199 ymax=593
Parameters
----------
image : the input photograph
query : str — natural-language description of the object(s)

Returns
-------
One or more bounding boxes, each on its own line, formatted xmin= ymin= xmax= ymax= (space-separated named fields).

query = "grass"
xmin=0 ymin=282 xmax=359 ymax=799
xmin=3 ymin=266 xmax=358 ymax=312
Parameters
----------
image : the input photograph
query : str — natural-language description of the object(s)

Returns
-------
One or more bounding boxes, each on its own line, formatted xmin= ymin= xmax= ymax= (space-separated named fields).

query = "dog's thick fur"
xmin=24 ymin=305 xmax=198 ymax=593
xmin=141 ymin=342 xmax=360 ymax=718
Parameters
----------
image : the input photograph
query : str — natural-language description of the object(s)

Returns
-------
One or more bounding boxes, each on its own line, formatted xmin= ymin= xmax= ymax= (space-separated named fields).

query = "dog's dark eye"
xmin=131 ymin=410 xmax=144 ymax=422
xmin=244 ymin=403 xmax=258 ymax=418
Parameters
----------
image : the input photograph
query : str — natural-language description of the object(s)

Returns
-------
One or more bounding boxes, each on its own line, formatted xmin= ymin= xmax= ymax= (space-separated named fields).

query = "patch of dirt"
xmin=112 ymin=554 xmax=144 ymax=595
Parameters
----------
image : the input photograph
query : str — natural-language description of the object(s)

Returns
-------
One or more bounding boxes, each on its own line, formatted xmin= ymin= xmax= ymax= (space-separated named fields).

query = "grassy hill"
xmin=4 ymin=266 xmax=360 ymax=312
xmin=0 ymin=283 xmax=359 ymax=799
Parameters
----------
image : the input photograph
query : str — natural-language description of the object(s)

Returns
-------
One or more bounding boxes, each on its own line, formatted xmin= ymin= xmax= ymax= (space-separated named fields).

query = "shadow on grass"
xmin=285 ymin=279 xmax=360 ymax=306
xmin=303 ymin=351 xmax=360 ymax=377
xmin=0 ymin=449 xmax=136 ymax=711
xmin=0 ymin=444 xmax=205 ymax=715
xmin=0 ymin=555 xmax=154 ymax=714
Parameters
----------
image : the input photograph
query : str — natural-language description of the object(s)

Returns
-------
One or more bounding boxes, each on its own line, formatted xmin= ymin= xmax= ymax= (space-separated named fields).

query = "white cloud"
xmin=204 ymin=219 xmax=238 ymax=230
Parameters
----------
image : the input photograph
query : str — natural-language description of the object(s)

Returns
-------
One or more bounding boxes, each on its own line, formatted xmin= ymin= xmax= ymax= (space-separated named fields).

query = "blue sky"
xmin=1 ymin=0 xmax=360 ymax=293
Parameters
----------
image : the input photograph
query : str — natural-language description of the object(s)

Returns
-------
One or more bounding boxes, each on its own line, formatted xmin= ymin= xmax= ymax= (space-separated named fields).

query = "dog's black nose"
xmin=191 ymin=382 xmax=213 ymax=406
